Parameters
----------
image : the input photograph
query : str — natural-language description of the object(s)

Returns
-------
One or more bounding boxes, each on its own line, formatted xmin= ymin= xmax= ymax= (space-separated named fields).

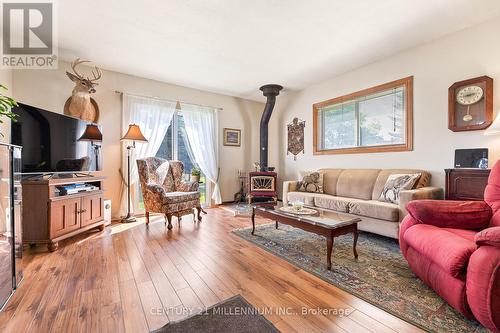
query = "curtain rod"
xmin=114 ymin=90 xmax=223 ymax=110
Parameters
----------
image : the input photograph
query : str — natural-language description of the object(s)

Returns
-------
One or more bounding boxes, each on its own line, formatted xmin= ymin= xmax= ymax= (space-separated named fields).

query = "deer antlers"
xmin=90 ymin=66 xmax=102 ymax=82
xmin=69 ymin=58 xmax=102 ymax=82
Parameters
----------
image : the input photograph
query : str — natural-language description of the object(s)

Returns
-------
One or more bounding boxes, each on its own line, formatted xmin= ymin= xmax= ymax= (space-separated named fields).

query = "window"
xmin=314 ymin=77 xmax=413 ymax=154
xmin=136 ymin=110 xmax=208 ymax=210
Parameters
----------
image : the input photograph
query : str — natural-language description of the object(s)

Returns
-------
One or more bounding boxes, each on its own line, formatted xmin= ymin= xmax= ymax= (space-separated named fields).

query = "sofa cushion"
xmin=287 ymin=191 xmax=316 ymax=206
xmin=349 ymin=200 xmax=400 ymax=222
xmin=336 ymin=169 xmax=381 ymax=200
xmin=297 ymin=171 xmax=324 ymax=193
xmin=372 ymin=169 xmax=430 ymax=199
xmin=404 ymin=224 xmax=477 ymax=278
xmin=378 ymin=173 xmax=421 ymax=204
xmin=474 ymin=227 xmax=500 ymax=247
xmin=442 ymin=228 xmax=477 ymax=243
xmin=162 ymin=191 xmax=200 ymax=204
xmin=313 ymin=194 xmax=356 ymax=213
xmin=406 ymin=200 xmax=492 ymax=229
xmin=318 ymin=168 xmax=343 ymax=196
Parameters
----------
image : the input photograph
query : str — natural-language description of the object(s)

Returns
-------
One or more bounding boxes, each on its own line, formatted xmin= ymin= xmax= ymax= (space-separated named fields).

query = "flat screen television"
xmin=10 ymin=103 xmax=103 ymax=174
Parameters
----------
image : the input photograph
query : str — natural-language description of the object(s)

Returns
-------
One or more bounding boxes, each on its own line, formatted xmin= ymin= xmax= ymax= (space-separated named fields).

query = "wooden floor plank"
xmin=4 ymin=244 xmax=74 ymax=333
xmin=143 ymin=234 xmax=190 ymax=291
xmin=119 ymin=279 xmax=149 ymax=333
xmin=176 ymin=262 xmax=220 ymax=307
xmin=136 ymin=280 xmax=169 ymax=331
xmin=113 ymin=234 xmax=135 ymax=283
xmin=130 ymin=228 xmax=184 ymax=310
xmin=195 ymin=267 xmax=234 ymax=300
xmin=0 ymin=252 xmax=48 ymax=331
xmin=28 ymin=241 xmax=87 ymax=333
xmin=122 ymin=233 xmax=151 ymax=284
xmin=97 ymin=235 xmax=125 ymax=332
xmin=274 ymin=318 xmax=299 ymax=333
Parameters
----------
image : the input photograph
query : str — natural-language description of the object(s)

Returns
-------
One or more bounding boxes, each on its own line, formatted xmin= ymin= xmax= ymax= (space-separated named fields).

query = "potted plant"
xmin=191 ymin=167 xmax=201 ymax=183
xmin=0 ymin=85 xmax=18 ymax=137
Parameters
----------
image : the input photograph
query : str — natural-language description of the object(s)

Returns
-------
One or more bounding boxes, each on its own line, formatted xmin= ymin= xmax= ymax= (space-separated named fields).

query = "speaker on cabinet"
xmin=103 ymin=199 xmax=112 ymax=226
xmin=454 ymin=148 xmax=488 ymax=169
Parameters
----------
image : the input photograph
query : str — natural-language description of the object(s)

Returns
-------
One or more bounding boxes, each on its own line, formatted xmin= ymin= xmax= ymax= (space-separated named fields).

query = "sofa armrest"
xmin=399 ymin=187 xmax=444 ymax=217
xmin=146 ymin=183 xmax=164 ymax=192
xmin=143 ymin=183 xmax=166 ymax=205
xmin=282 ymin=180 xmax=299 ymax=206
xmin=406 ymin=200 xmax=492 ymax=229
xmin=399 ymin=215 xmax=421 ymax=257
xmin=466 ymin=245 xmax=500 ymax=332
xmin=475 ymin=227 xmax=500 ymax=247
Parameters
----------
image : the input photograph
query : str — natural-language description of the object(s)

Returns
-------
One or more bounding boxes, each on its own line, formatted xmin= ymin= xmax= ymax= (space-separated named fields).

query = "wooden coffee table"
xmin=252 ymin=204 xmax=361 ymax=270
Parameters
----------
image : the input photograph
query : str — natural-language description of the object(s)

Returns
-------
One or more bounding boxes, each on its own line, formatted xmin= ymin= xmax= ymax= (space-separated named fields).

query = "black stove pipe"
xmin=259 ymin=84 xmax=283 ymax=171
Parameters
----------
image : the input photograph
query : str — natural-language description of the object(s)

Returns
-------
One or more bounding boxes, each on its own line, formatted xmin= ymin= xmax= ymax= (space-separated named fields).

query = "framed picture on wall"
xmin=223 ymin=128 xmax=241 ymax=146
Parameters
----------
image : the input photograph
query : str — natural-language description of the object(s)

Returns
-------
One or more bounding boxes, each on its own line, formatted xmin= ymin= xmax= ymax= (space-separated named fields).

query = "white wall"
xmin=12 ymin=61 xmax=264 ymax=217
xmin=276 ymin=17 xmax=500 ymax=192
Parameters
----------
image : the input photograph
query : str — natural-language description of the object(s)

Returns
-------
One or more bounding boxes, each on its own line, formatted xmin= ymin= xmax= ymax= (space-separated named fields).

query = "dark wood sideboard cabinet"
xmin=445 ymin=168 xmax=490 ymax=201
xmin=22 ymin=176 xmax=106 ymax=251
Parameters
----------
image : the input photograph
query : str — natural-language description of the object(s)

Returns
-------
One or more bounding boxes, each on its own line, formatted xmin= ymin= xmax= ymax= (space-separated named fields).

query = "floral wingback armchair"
xmin=137 ymin=157 xmax=202 ymax=230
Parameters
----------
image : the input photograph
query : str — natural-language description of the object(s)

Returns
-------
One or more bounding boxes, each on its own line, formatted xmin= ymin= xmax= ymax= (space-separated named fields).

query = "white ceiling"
xmin=57 ymin=0 xmax=500 ymax=101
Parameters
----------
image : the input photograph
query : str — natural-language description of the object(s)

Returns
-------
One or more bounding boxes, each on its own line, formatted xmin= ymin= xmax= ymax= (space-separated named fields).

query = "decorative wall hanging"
xmin=64 ymin=58 xmax=102 ymax=123
xmin=223 ymin=128 xmax=241 ymax=146
xmin=287 ymin=117 xmax=305 ymax=160
xmin=448 ymin=76 xmax=493 ymax=132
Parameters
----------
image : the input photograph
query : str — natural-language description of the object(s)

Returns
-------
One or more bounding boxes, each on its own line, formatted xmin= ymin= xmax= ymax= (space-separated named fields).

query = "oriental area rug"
xmin=234 ymin=224 xmax=488 ymax=333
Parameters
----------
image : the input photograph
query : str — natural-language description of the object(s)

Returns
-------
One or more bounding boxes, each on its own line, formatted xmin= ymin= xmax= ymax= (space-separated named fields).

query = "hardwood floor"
xmin=0 ymin=208 xmax=423 ymax=333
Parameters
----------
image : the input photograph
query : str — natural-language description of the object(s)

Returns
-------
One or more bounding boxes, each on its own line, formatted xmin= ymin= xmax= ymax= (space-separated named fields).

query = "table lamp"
xmin=78 ymin=124 xmax=103 ymax=171
xmin=121 ymin=124 xmax=148 ymax=223
xmin=485 ymin=111 xmax=500 ymax=136
xmin=483 ymin=111 xmax=500 ymax=169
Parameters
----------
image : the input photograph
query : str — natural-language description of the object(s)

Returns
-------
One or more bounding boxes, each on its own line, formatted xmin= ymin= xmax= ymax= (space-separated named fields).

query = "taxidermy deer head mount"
xmin=64 ymin=58 xmax=102 ymax=122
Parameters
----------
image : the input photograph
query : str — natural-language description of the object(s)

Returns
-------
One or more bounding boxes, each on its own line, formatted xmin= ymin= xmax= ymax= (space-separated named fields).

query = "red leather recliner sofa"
xmin=400 ymin=161 xmax=500 ymax=333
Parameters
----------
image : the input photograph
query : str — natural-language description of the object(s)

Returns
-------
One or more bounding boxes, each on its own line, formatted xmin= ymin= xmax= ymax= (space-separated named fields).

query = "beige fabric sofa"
xmin=283 ymin=168 xmax=443 ymax=239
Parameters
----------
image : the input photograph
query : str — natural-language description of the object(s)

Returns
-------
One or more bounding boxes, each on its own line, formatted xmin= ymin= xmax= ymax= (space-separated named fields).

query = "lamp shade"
xmin=121 ymin=124 xmax=148 ymax=142
xmin=78 ymin=124 xmax=103 ymax=142
xmin=485 ymin=111 xmax=500 ymax=136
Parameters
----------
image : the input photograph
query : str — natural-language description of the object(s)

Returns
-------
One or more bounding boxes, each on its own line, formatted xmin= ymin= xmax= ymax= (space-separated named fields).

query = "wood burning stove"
xmin=248 ymin=84 xmax=282 ymax=205
xmin=247 ymin=171 xmax=278 ymax=203
xmin=248 ymin=171 xmax=277 ymax=204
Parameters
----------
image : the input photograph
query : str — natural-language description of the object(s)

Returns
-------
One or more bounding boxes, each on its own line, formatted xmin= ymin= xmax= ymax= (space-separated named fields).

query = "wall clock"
xmin=448 ymin=76 xmax=493 ymax=132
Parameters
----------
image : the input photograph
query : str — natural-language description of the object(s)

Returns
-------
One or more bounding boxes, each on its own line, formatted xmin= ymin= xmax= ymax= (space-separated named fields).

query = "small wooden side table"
xmin=445 ymin=168 xmax=490 ymax=201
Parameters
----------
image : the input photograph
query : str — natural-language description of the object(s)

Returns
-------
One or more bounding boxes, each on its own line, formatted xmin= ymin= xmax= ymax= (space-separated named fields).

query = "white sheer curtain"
xmin=120 ymin=94 xmax=176 ymax=216
xmin=181 ymin=103 xmax=222 ymax=204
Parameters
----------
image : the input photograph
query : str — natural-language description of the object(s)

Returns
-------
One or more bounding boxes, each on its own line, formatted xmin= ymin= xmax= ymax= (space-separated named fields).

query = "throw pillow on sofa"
xmin=297 ymin=171 xmax=324 ymax=193
xmin=379 ymin=173 xmax=421 ymax=204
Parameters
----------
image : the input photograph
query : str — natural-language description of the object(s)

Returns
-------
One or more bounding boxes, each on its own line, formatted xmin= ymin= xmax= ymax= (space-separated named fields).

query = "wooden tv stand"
xmin=22 ymin=175 xmax=106 ymax=251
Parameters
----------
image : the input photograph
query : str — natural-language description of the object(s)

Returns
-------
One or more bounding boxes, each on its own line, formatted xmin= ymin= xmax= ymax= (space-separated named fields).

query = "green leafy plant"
xmin=191 ymin=167 xmax=201 ymax=176
xmin=0 ymin=85 xmax=18 ymax=137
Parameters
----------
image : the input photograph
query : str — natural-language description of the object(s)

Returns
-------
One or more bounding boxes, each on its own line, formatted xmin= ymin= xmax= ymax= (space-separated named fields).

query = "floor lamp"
xmin=121 ymin=124 xmax=148 ymax=223
xmin=78 ymin=124 xmax=103 ymax=171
